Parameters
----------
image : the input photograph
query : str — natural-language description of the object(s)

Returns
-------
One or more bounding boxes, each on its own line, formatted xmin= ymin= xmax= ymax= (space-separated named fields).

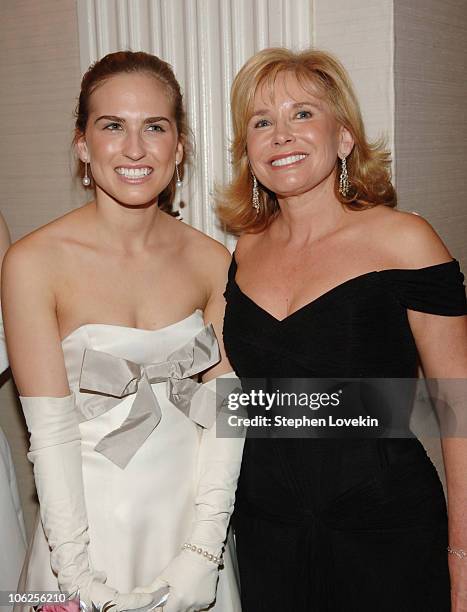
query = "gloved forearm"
xmin=22 ymin=394 xmax=154 ymax=611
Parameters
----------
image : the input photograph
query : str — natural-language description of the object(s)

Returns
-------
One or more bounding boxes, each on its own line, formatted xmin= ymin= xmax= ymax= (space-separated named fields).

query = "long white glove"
xmin=134 ymin=375 xmax=245 ymax=612
xmin=21 ymin=394 xmax=155 ymax=611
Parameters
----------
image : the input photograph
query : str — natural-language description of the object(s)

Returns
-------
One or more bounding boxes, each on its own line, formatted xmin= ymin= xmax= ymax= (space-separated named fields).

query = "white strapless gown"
xmin=18 ymin=310 xmax=241 ymax=611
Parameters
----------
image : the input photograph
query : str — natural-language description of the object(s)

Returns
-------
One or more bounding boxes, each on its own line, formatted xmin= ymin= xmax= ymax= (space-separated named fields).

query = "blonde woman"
xmin=219 ymin=48 xmax=467 ymax=611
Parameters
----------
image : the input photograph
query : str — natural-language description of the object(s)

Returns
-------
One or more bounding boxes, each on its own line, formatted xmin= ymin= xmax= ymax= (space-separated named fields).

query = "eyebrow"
xmin=249 ymin=101 xmax=320 ymax=120
xmin=94 ymin=115 xmax=172 ymax=125
xmin=249 ymin=109 xmax=269 ymax=120
xmin=291 ymin=101 xmax=321 ymax=109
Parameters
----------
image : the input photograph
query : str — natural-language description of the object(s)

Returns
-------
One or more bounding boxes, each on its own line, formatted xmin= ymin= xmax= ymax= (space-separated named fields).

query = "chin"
xmin=117 ymin=195 xmax=159 ymax=208
xmin=273 ymin=182 xmax=310 ymax=198
xmin=98 ymin=182 xmax=160 ymax=207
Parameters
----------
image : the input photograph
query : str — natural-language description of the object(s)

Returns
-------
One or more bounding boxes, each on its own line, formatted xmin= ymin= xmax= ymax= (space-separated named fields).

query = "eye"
xmin=253 ymin=118 xmax=271 ymax=129
xmin=296 ymin=109 xmax=312 ymax=119
xmin=146 ymin=124 xmax=166 ymax=133
xmin=103 ymin=122 xmax=122 ymax=131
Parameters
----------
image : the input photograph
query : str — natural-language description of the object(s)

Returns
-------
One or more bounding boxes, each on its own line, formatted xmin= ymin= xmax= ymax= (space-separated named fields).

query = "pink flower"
xmin=37 ymin=600 xmax=80 ymax=612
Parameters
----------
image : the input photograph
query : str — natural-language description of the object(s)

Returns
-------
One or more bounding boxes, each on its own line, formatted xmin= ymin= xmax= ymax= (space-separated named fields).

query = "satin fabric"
xmin=17 ymin=310 xmax=241 ymax=610
xmin=79 ymin=323 xmax=221 ymax=469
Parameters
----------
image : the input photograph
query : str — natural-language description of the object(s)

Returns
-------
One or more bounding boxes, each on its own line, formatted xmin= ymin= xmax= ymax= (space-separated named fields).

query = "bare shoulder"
xmin=359 ymin=207 xmax=452 ymax=268
xmin=2 ymin=205 xmax=89 ymax=286
xmin=235 ymin=231 xmax=262 ymax=263
xmin=3 ymin=231 xmax=51 ymax=284
xmin=177 ymin=219 xmax=232 ymax=274
xmin=1 ymin=211 xmax=84 ymax=396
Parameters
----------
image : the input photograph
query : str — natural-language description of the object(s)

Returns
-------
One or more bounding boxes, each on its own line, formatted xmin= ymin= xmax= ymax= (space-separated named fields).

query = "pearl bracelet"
xmin=447 ymin=546 xmax=467 ymax=560
xmin=182 ymin=542 xmax=222 ymax=565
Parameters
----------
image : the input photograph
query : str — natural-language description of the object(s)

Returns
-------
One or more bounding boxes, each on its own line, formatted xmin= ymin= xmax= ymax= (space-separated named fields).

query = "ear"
xmin=75 ymin=134 xmax=89 ymax=163
xmin=175 ymin=140 xmax=184 ymax=165
xmin=338 ymin=126 xmax=354 ymax=159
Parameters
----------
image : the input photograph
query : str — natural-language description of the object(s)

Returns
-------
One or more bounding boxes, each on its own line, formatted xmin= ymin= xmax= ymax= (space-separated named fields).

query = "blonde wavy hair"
xmin=217 ymin=47 xmax=396 ymax=233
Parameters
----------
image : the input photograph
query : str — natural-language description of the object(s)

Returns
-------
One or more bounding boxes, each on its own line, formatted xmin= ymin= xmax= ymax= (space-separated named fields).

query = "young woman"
xmin=3 ymin=51 xmax=243 ymax=612
xmin=219 ymin=48 xmax=467 ymax=611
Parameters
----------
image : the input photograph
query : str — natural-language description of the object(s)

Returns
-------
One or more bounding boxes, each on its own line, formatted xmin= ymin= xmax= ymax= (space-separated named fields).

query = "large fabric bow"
xmin=78 ymin=324 xmax=221 ymax=468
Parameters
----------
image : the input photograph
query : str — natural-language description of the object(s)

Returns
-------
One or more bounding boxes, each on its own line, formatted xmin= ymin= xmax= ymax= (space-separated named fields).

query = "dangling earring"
xmin=252 ymin=173 xmax=260 ymax=214
xmin=338 ymin=156 xmax=349 ymax=197
xmin=175 ymin=161 xmax=182 ymax=188
xmin=82 ymin=159 xmax=91 ymax=187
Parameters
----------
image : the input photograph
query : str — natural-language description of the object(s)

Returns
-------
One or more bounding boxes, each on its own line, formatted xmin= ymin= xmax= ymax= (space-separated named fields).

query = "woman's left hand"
xmin=133 ymin=550 xmax=218 ymax=612
xmin=450 ymin=556 xmax=467 ymax=611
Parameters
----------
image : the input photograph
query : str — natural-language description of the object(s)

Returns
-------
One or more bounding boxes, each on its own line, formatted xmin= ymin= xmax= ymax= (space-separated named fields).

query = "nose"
xmin=272 ymin=120 xmax=294 ymax=146
xmin=123 ymin=130 xmax=146 ymax=161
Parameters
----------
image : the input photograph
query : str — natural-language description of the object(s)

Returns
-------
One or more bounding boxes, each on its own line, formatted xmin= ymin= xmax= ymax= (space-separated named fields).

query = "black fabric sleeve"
xmin=382 ymin=260 xmax=467 ymax=315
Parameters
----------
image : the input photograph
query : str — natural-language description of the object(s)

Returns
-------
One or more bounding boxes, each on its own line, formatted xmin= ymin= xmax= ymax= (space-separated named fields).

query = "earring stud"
xmin=175 ymin=161 xmax=182 ymax=188
xmin=82 ymin=160 xmax=91 ymax=187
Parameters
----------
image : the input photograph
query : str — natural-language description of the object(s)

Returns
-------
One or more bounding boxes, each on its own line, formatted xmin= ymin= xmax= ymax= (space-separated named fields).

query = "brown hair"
xmin=74 ymin=50 xmax=191 ymax=214
xmin=217 ymin=47 xmax=396 ymax=233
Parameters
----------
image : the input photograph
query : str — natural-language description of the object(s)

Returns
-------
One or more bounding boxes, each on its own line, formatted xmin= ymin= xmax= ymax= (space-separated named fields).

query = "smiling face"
xmin=77 ymin=71 xmax=183 ymax=207
xmin=246 ymin=71 xmax=353 ymax=200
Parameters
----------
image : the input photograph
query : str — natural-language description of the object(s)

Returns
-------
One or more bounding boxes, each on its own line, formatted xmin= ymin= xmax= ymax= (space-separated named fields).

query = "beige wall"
xmin=394 ymin=0 xmax=467 ymax=272
xmin=0 ymin=0 xmax=82 ymax=538
xmin=394 ymin=0 xmax=467 ymax=485
xmin=314 ymin=0 xmax=395 ymax=150
xmin=0 ymin=0 xmax=83 ymax=242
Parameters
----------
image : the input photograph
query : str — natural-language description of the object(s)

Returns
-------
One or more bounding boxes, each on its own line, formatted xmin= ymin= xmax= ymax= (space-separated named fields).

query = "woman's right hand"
xmin=79 ymin=579 xmax=156 ymax=612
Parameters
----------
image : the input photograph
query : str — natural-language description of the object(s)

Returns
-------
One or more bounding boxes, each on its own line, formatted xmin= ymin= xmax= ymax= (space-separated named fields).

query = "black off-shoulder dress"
xmin=223 ymin=257 xmax=467 ymax=612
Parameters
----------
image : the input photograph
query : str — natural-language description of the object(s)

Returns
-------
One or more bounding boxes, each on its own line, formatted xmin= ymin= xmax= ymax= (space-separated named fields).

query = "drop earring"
xmin=82 ymin=159 xmax=91 ymax=187
xmin=252 ymin=173 xmax=260 ymax=214
xmin=175 ymin=161 xmax=182 ymax=188
xmin=338 ymin=156 xmax=349 ymax=197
